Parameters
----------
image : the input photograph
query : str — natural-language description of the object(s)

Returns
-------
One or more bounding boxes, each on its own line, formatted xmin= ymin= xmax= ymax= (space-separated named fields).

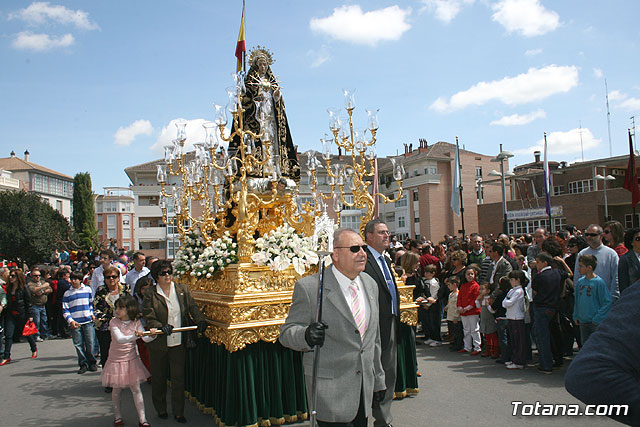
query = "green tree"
xmin=73 ymin=172 xmax=98 ymax=249
xmin=0 ymin=190 xmax=73 ymax=266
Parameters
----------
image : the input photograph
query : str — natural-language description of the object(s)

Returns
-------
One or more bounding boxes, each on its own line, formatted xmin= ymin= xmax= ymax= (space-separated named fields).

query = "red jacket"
xmin=457 ymin=281 xmax=481 ymax=316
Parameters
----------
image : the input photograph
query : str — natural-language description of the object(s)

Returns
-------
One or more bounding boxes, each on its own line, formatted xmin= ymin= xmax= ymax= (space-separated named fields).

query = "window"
xmin=397 ymin=215 xmax=406 ymax=228
xmin=414 ymin=217 xmax=419 ymax=223
xmin=413 ymin=191 xmax=419 ymax=202
xmin=96 ymin=201 xmax=103 ymax=212
xmin=553 ymin=185 xmax=564 ymax=196
xmin=122 ymin=228 xmax=131 ymax=239
xmin=97 ymin=214 xmax=102 ymax=223
xmin=107 ymin=215 xmax=116 ymax=239
xmin=56 ymin=200 xmax=63 ymax=212
xmin=167 ymin=217 xmax=177 ymax=235
xmin=107 ymin=215 xmax=116 ymax=226
xmin=475 ymin=166 xmax=482 ymax=179
xmin=168 ymin=239 xmax=180 ymax=259
xmin=395 ymin=194 xmax=407 ymax=208
xmin=340 ymin=214 xmax=360 ymax=231
xmin=568 ymin=180 xmax=593 ymax=194
xmin=625 ymin=214 xmax=640 ymax=229
xmin=138 ymin=196 xmax=159 ymax=206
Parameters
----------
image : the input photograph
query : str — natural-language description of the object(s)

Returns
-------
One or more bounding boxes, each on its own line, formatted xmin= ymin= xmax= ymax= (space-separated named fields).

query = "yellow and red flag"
xmin=235 ymin=2 xmax=246 ymax=72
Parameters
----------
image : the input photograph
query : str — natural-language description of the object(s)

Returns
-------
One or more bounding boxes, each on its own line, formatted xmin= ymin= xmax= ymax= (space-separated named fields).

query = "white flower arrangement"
xmin=252 ymin=224 xmax=319 ymax=275
xmin=191 ymin=231 xmax=238 ymax=278
xmin=173 ymin=231 xmax=207 ymax=276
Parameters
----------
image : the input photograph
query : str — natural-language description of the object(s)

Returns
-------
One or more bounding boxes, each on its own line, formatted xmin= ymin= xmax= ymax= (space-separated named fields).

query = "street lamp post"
xmin=595 ymin=171 xmax=615 ymax=222
xmin=490 ymin=144 xmax=514 ymax=235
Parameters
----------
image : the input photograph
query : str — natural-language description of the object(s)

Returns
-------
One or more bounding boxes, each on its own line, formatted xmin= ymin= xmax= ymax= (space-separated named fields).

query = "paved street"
xmin=0 ymin=337 xmax=622 ymax=427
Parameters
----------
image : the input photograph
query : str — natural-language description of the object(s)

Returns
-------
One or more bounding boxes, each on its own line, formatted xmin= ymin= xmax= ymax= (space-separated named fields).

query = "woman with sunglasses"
xmin=1 ymin=269 xmax=38 ymax=365
xmin=603 ymin=220 xmax=628 ymax=257
xmin=143 ymin=259 xmax=206 ymax=423
xmin=94 ymin=265 xmax=130 ymax=387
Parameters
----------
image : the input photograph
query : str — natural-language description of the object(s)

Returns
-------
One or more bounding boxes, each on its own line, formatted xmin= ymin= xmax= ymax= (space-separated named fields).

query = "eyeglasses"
xmin=584 ymin=233 xmax=600 ymax=237
xmin=158 ymin=270 xmax=173 ymax=276
xmin=335 ymin=245 xmax=367 ymax=253
xmin=104 ymin=275 xmax=118 ymax=279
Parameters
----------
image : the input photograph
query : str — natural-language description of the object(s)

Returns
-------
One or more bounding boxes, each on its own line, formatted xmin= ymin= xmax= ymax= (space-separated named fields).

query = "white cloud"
xmin=150 ymin=119 xmax=223 ymax=153
xmin=431 ymin=65 xmax=578 ymax=112
xmin=492 ymin=0 xmax=559 ymax=37
xmin=525 ymin=48 xmax=542 ymax=56
xmin=9 ymin=2 xmax=99 ymax=30
xmin=309 ymin=5 xmax=411 ymax=46
xmin=307 ymin=46 xmax=330 ymax=68
xmin=420 ymin=0 xmax=475 ymax=24
xmin=11 ymin=31 xmax=73 ymax=51
xmin=114 ymin=120 xmax=153 ymax=147
xmin=607 ymin=90 xmax=640 ymax=111
xmin=490 ymin=109 xmax=546 ymax=126
xmin=514 ymin=128 xmax=601 ymax=156
xmin=593 ymin=68 xmax=603 ymax=78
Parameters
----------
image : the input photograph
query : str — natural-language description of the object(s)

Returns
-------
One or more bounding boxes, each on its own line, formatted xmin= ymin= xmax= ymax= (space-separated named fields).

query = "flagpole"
xmin=457 ymin=137 xmax=465 ymax=237
xmin=242 ymin=0 xmax=246 ymax=72
xmin=544 ymin=133 xmax=553 ymax=233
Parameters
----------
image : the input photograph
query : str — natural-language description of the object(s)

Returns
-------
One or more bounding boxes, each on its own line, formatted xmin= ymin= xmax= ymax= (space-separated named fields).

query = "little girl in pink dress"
xmin=102 ymin=295 xmax=155 ymax=427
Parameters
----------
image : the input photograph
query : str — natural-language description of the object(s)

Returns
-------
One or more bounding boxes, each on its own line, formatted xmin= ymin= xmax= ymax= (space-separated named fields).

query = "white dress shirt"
xmin=156 ymin=282 xmax=182 ymax=347
xmin=332 ymin=265 xmax=370 ymax=328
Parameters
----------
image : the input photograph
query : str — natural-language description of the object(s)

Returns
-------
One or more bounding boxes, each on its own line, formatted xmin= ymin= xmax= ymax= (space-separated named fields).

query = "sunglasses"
xmin=158 ymin=270 xmax=173 ymax=276
xmin=9 ymin=274 xmax=16 ymax=278
xmin=32 ymin=274 xmax=41 ymax=277
xmin=104 ymin=275 xmax=118 ymax=279
xmin=584 ymin=233 xmax=600 ymax=237
xmin=335 ymin=245 xmax=367 ymax=253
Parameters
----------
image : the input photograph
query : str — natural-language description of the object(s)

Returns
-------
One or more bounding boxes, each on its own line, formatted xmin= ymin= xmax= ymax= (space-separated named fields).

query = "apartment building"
xmin=95 ymin=187 xmax=135 ymax=251
xmin=0 ymin=150 xmax=74 ymax=220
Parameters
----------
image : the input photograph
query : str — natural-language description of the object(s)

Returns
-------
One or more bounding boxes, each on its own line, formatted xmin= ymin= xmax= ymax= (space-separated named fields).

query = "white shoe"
xmin=429 ymin=341 xmax=442 ymax=347
xmin=505 ymin=361 xmax=513 ymax=365
xmin=424 ymin=339 xmax=435 ymax=345
xmin=35 ymin=337 xmax=44 ymax=342
xmin=506 ymin=364 xmax=524 ymax=369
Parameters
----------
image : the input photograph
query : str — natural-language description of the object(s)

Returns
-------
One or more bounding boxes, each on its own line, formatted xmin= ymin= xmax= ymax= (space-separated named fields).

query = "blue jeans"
xmin=533 ymin=306 xmax=555 ymax=371
xmin=31 ymin=305 xmax=49 ymax=338
xmin=496 ymin=318 xmax=511 ymax=362
xmin=579 ymin=322 xmax=598 ymax=345
xmin=70 ymin=322 xmax=97 ymax=368
xmin=4 ymin=314 xmax=37 ymax=359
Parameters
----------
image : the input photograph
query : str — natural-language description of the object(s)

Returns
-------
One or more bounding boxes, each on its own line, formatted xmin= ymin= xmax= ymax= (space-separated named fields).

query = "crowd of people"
xmin=388 ymin=222 xmax=624 ymax=375
xmin=0 ymin=218 xmax=635 ymax=426
xmin=0 ymin=249 xmax=206 ymax=426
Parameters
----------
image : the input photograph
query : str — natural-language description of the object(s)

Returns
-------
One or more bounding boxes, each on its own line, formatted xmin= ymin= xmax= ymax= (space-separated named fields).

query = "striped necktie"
xmin=349 ymin=281 xmax=367 ymax=338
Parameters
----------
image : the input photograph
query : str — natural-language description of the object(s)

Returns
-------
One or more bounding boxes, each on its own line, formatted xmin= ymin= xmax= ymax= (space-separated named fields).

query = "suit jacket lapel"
xmin=365 ymin=247 xmax=387 ymax=288
xmin=324 ymin=267 xmax=358 ymax=329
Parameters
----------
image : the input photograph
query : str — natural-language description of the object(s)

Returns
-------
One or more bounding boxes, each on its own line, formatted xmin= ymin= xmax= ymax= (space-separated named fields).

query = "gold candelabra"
xmin=304 ymin=90 xmax=405 ymax=235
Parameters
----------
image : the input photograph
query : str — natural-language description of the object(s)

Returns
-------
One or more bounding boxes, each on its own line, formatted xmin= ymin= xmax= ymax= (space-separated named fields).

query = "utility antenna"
xmin=579 ymin=120 xmax=584 ymax=162
xmin=605 ymin=79 xmax=613 ymax=157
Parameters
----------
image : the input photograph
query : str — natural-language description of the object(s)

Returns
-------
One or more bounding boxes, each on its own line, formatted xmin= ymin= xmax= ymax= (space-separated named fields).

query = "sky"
xmin=2 ymin=0 xmax=640 ymax=192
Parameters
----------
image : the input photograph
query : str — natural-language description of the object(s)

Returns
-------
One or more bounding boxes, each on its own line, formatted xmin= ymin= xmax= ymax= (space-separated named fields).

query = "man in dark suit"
xmin=280 ymin=229 xmax=386 ymax=427
xmin=363 ymin=219 xmax=399 ymax=427
xmin=488 ymin=242 xmax=512 ymax=288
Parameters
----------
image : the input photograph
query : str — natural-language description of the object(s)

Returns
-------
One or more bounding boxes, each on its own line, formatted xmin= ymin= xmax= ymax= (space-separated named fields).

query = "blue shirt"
xmin=62 ymin=285 xmax=94 ymax=325
xmin=573 ymin=275 xmax=612 ymax=325
xmin=574 ymin=244 xmax=619 ymax=301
